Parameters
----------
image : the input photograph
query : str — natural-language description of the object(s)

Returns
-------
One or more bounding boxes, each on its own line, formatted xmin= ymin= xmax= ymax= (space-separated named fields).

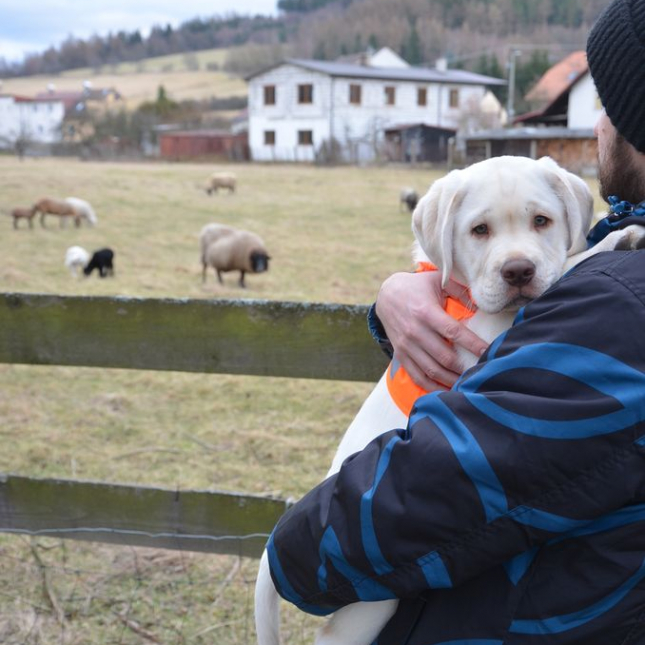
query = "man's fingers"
xmin=404 ymin=359 xmax=452 ymax=392
xmin=440 ymin=318 xmax=489 ymax=359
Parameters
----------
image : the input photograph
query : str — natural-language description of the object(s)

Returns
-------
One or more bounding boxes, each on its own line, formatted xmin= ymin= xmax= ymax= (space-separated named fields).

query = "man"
xmin=267 ymin=1 xmax=645 ymax=642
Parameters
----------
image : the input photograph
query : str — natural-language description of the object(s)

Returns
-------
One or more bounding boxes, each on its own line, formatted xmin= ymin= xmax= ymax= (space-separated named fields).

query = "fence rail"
xmin=0 ymin=474 xmax=288 ymax=558
xmin=0 ymin=292 xmax=385 ymax=381
xmin=0 ymin=292 xmax=385 ymax=556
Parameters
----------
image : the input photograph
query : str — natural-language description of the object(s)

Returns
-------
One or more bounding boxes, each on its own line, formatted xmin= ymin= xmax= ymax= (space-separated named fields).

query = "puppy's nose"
xmin=501 ymin=259 xmax=536 ymax=287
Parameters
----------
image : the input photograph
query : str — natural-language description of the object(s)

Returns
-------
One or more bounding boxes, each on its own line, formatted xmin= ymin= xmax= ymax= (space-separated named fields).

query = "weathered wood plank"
xmin=0 ymin=474 xmax=288 ymax=557
xmin=0 ymin=293 xmax=387 ymax=381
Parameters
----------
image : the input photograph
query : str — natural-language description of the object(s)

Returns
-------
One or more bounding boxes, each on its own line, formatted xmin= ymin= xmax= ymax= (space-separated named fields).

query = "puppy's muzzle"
xmin=501 ymin=259 xmax=536 ymax=287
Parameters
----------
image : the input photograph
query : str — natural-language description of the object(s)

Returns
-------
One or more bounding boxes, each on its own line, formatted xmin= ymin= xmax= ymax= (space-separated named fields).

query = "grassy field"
xmin=0 ymin=157 xmax=604 ymax=643
xmin=0 ymin=156 xmax=451 ymax=644
xmin=1 ymin=47 xmax=246 ymax=108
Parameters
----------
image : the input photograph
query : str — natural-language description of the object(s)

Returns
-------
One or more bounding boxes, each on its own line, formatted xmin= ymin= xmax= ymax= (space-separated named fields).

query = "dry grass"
xmin=0 ymin=156 xmax=433 ymax=490
xmin=0 ymin=156 xmax=446 ymax=644
xmin=0 ymin=156 xmax=604 ymax=643
xmin=0 ymin=48 xmax=246 ymax=109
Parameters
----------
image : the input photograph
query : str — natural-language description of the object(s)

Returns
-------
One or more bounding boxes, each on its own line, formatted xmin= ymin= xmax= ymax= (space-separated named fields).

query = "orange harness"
xmin=385 ymin=263 xmax=475 ymax=415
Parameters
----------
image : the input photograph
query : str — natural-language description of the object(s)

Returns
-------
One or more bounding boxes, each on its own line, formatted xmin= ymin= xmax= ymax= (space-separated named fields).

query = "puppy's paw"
xmin=612 ymin=224 xmax=645 ymax=251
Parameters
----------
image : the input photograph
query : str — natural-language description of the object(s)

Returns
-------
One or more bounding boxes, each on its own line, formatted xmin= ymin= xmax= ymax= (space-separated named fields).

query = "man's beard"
xmin=598 ymin=132 xmax=645 ymax=204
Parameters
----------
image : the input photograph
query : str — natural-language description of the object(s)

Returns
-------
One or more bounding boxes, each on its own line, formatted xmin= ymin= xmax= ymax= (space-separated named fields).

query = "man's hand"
xmin=375 ymin=271 xmax=488 ymax=391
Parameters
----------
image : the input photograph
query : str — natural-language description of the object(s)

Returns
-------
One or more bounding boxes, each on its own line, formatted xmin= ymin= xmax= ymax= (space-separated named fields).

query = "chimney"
xmin=435 ymin=57 xmax=448 ymax=72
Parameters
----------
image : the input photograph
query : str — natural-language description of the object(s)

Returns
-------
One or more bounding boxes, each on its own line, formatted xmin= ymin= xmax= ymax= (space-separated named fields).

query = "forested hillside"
xmin=0 ymin=0 xmax=610 ymax=79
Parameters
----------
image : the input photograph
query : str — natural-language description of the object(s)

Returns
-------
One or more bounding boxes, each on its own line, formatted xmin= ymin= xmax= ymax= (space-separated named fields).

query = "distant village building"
xmin=35 ymin=81 xmax=122 ymax=116
xmin=460 ymin=51 xmax=601 ymax=174
xmin=34 ymin=82 xmax=123 ymax=144
xmin=158 ymin=129 xmax=249 ymax=161
xmin=515 ymin=51 xmax=600 ymax=129
xmin=0 ymin=94 xmax=65 ymax=149
xmin=246 ymin=48 xmax=506 ymax=163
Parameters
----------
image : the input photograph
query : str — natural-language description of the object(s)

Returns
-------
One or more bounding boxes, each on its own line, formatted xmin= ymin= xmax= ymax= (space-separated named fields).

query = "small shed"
xmin=460 ymin=126 xmax=597 ymax=175
xmin=384 ymin=123 xmax=456 ymax=163
xmin=159 ymin=130 xmax=249 ymax=161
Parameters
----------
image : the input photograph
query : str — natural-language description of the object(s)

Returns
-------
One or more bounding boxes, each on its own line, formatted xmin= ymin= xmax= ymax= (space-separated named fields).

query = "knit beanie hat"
xmin=587 ymin=0 xmax=645 ymax=153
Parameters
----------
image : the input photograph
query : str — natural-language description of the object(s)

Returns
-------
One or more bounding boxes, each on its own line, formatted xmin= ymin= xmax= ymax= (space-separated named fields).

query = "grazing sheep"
xmin=399 ymin=187 xmax=419 ymax=213
xmin=199 ymin=223 xmax=269 ymax=288
xmin=34 ymin=197 xmax=81 ymax=228
xmin=83 ymin=248 xmax=115 ymax=278
xmin=64 ymin=197 xmax=98 ymax=226
xmin=65 ymin=246 xmax=91 ymax=277
xmin=205 ymin=172 xmax=236 ymax=195
xmin=9 ymin=206 xmax=36 ymax=229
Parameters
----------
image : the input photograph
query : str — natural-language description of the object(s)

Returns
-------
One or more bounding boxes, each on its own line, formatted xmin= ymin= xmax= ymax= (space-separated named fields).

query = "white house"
xmin=516 ymin=52 xmax=602 ymax=130
xmin=567 ymin=72 xmax=602 ymax=129
xmin=463 ymin=55 xmax=603 ymax=174
xmin=0 ymin=94 xmax=65 ymax=149
xmin=247 ymin=56 xmax=506 ymax=162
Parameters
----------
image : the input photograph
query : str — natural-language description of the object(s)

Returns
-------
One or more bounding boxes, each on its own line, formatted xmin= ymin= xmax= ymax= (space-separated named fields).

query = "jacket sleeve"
xmin=267 ymin=252 xmax=645 ymax=615
xmin=367 ymin=303 xmax=394 ymax=359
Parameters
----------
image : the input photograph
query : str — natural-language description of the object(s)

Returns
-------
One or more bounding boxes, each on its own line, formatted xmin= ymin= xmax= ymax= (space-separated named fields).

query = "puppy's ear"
xmin=537 ymin=156 xmax=594 ymax=255
xmin=412 ymin=170 xmax=464 ymax=285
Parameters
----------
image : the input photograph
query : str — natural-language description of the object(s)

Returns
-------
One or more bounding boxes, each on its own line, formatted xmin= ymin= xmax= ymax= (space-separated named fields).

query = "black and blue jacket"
xmin=267 ymin=250 xmax=645 ymax=644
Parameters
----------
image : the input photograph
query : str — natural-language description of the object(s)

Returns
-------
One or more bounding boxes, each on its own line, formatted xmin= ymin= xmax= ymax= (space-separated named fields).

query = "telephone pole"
xmin=506 ymin=48 xmax=521 ymax=124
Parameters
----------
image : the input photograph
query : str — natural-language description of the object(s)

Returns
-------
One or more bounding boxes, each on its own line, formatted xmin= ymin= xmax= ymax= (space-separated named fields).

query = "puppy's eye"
xmin=472 ymin=223 xmax=489 ymax=236
xmin=534 ymin=215 xmax=550 ymax=228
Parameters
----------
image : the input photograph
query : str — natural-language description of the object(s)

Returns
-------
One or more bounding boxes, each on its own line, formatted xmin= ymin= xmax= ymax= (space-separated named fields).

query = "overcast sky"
xmin=0 ymin=0 xmax=279 ymax=62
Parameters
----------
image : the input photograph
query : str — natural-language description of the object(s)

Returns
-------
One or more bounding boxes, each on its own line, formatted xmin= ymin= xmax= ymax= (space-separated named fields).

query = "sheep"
xmin=65 ymin=245 xmax=90 ymax=277
xmin=205 ymin=172 xmax=236 ymax=195
xmin=83 ymin=248 xmax=115 ymax=278
xmin=9 ymin=206 xmax=36 ymax=229
xmin=33 ymin=197 xmax=81 ymax=228
xmin=399 ymin=187 xmax=419 ymax=213
xmin=199 ymin=223 xmax=269 ymax=288
xmin=64 ymin=197 xmax=98 ymax=226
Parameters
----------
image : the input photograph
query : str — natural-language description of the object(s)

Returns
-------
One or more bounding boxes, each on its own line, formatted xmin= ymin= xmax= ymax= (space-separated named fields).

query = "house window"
xmin=349 ymin=84 xmax=362 ymax=105
xmin=449 ymin=88 xmax=459 ymax=108
xmin=298 ymin=84 xmax=314 ymax=104
xmin=417 ymin=88 xmax=427 ymax=106
xmin=384 ymin=86 xmax=396 ymax=106
xmin=298 ymin=130 xmax=313 ymax=145
xmin=264 ymin=130 xmax=276 ymax=145
xmin=264 ymin=85 xmax=276 ymax=105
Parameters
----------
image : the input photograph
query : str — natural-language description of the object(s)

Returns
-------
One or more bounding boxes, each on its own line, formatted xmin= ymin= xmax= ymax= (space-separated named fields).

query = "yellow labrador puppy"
xmin=255 ymin=155 xmax=645 ymax=645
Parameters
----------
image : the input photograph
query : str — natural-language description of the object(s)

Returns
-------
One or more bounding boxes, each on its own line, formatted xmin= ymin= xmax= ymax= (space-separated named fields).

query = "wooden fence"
xmin=0 ymin=292 xmax=386 ymax=558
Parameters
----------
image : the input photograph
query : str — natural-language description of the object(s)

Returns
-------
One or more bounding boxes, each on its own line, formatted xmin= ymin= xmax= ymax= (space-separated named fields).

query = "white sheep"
xmin=65 ymin=197 xmax=98 ymax=226
xmin=65 ymin=245 xmax=90 ymax=277
xmin=199 ymin=223 xmax=270 ymax=288
xmin=205 ymin=172 xmax=236 ymax=195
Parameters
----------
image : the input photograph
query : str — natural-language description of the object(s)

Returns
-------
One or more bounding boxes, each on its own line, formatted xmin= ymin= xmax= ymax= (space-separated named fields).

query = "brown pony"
xmin=10 ymin=206 xmax=37 ymax=229
xmin=34 ymin=198 xmax=81 ymax=228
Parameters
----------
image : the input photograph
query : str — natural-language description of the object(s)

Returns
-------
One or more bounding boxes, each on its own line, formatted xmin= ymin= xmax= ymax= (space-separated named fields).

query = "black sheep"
xmin=84 ymin=248 xmax=115 ymax=278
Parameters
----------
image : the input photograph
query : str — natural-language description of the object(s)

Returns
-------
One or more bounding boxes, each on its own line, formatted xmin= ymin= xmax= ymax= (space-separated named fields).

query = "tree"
xmin=402 ymin=17 xmax=422 ymax=65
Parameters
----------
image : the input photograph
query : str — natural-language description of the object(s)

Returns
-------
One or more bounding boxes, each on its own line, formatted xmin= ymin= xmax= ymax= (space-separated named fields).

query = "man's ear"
xmin=537 ymin=156 xmax=594 ymax=254
xmin=412 ymin=169 xmax=464 ymax=285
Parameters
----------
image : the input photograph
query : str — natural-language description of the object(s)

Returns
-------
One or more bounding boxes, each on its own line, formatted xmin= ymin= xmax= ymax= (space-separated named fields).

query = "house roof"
xmin=247 ymin=58 xmax=506 ymax=86
xmin=463 ymin=126 xmax=595 ymax=141
xmin=525 ymin=51 xmax=588 ymax=105
xmin=158 ymin=129 xmax=238 ymax=138
xmin=384 ymin=122 xmax=457 ymax=134
xmin=0 ymin=93 xmax=63 ymax=104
